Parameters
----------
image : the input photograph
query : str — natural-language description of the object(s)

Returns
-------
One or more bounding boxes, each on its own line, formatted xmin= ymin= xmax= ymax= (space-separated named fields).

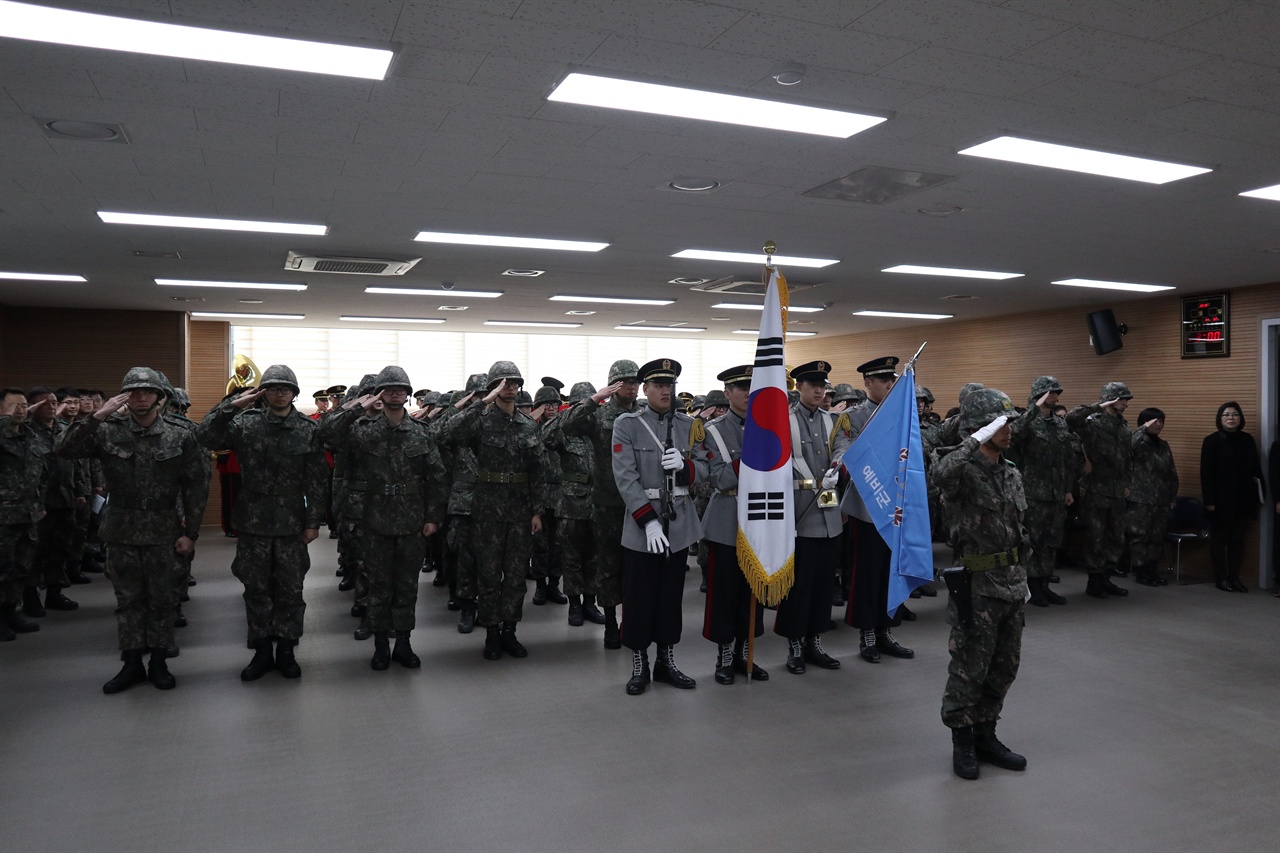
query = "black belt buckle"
xmin=383 ymin=484 xmax=403 ymax=496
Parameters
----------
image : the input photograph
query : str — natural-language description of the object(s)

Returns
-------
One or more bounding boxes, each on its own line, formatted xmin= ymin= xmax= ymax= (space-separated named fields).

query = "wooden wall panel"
xmin=189 ymin=321 xmax=230 ymax=531
xmin=790 ymin=281 xmax=1280 ymax=580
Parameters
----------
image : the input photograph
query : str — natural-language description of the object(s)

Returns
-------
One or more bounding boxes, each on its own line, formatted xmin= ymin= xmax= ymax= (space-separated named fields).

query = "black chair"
xmin=1166 ymin=496 xmax=1209 ymax=585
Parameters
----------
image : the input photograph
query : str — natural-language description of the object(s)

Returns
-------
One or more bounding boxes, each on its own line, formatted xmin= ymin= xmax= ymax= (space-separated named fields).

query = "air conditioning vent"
xmin=285 ymin=251 xmax=420 ymax=276
xmin=688 ymin=276 xmax=818 ymax=294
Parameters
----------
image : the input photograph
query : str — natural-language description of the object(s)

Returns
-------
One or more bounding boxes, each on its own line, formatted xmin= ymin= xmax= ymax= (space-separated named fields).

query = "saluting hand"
xmin=454 ymin=391 xmax=476 ymax=410
xmin=483 ymin=380 xmax=508 ymax=405
xmin=592 ymin=382 xmax=623 ymax=404
xmin=1037 ymin=391 xmax=1053 ymax=408
xmin=95 ymin=393 xmax=130 ymax=420
xmin=1099 ymin=398 xmax=1119 ymax=410
xmin=1142 ymin=419 xmax=1160 ymax=431
xmin=231 ymin=386 xmax=267 ymax=408
xmin=358 ymin=391 xmax=385 ymax=413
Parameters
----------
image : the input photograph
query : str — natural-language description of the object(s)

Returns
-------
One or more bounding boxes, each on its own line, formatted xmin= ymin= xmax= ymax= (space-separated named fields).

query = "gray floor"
xmin=2 ymin=536 xmax=1275 ymax=853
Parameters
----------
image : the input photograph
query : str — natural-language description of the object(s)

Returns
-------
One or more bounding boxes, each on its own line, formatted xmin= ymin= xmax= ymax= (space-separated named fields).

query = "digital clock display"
xmin=1181 ymin=293 xmax=1229 ymax=358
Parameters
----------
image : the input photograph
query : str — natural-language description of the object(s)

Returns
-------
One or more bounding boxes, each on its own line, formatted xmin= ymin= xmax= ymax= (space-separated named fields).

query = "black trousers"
xmin=621 ymin=546 xmax=687 ymax=650
xmin=774 ymin=536 xmax=837 ymax=640
xmin=846 ymin=519 xmax=902 ymax=630
xmin=703 ymin=541 xmax=764 ymax=644
xmin=1209 ymin=516 xmax=1250 ymax=583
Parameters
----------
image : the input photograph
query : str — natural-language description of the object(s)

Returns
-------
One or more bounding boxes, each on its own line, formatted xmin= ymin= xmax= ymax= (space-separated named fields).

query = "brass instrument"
xmin=225 ymin=353 xmax=262 ymax=395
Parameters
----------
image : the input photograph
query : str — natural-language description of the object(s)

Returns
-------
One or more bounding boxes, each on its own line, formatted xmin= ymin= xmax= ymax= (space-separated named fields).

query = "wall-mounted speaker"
xmin=1086 ymin=309 xmax=1126 ymax=355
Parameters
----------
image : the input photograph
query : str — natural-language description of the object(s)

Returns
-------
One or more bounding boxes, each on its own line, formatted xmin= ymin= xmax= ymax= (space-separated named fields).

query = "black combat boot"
xmin=544 ymin=578 xmax=567 ymax=605
xmin=337 ymin=573 xmax=355 ymax=592
xmin=804 ymin=634 xmax=841 ymax=669
xmin=603 ymin=607 xmax=621 ymax=649
xmin=582 ymin=597 xmax=606 ymax=625
xmin=22 ymin=586 xmax=45 ymax=618
xmin=567 ymin=595 xmax=584 ymax=626
xmin=875 ymin=629 xmax=914 ymax=659
xmin=148 ymin=651 xmax=176 ymax=690
xmin=276 ymin=639 xmax=302 ymax=679
xmin=0 ymin=619 xmax=13 ymax=642
xmin=353 ymin=615 xmax=372 ymax=641
xmin=652 ymin=645 xmax=695 ymax=688
xmin=66 ymin=559 xmax=91 ymax=584
xmin=700 ymin=567 xmax=708 ymax=593
xmin=370 ymin=632 xmax=391 ymax=670
xmin=483 ymin=625 xmax=503 ymax=660
xmin=714 ymin=642 xmax=735 ymax=685
xmin=2 ymin=602 xmax=39 ymax=634
xmin=1043 ymin=580 xmax=1068 ymax=605
xmin=241 ymin=639 xmax=275 ymax=681
xmin=532 ymin=578 xmax=549 ymax=605
xmin=786 ymin=638 xmax=806 ymax=674
xmin=1085 ymin=573 xmax=1109 ymax=599
xmin=103 ymin=650 xmax=147 ymax=694
xmin=457 ymin=601 xmax=476 ymax=634
xmin=174 ymin=604 xmax=188 ymax=628
xmin=391 ymin=631 xmax=421 ymax=668
xmin=733 ymin=639 xmax=768 ymax=681
xmin=897 ymin=603 xmax=917 ymax=621
xmin=44 ymin=585 xmax=79 ymax=611
xmin=1028 ymin=577 xmax=1049 ymax=607
xmin=917 ymin=582 xmax=938 ymax=598
xmin=1135 ymin=563 xmax=1161 ymax=587
xmin=951 ymin=726 xmax=980 ymax=780
xmin=1102 ymin=569 xmax=1129 ymax=597
xmin=500 ymin=622 xmax=528 ymax=658
xmin=974 ymin=722 xmax=1027 ymax=770
xmin=859 ymin=629 xmax=881 ymax=663
xmin=626 ymin=648 xmax=650 ymax=695
xmin=350 ymin=603 xmax=366 ymax=618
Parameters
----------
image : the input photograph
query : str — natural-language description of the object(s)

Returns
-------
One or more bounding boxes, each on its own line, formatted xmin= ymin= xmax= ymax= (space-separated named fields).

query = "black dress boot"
xmin=66 ymin=560 xmax=91 ymax=584
xmin=714 ymin=642 xmax=735 ymax=685
xmin=733 ymin=639 xmax=768 ymax=681
xmin=44 ymin=585 xmax=79 ymax=611
xmin=785 ymin=638 xmax=806 ymax=674
xmin=103 ymin=650 xmax=147 ymax=694
xmin=652 ymin=645 xmax=695 ymax=688
xmin=392 ymin=631 xmax=421 ymax=668
xmin=532 ymin=578 xmax=548 ymax=605
xmin=241 ymin=639 xmax=275 ymax=681
xmin=603 ymin=607 xmax=621 ymax=649
xmin=1085 ymin=573 xmax=1109 ymax=599
xmin=544 ymin=578 xmax=567 ymax=605
xmin=974 ymin=722 xmax=1027 ymax=770
xmin=567 ymin=595 xmax=584 ymax=626
xmin=859 ymin=629 xmax=881 ymax=663
xmin=483 ymin=625 xmax=503 ymax=660
xmin=582 ymin=598 xmax=606 ymax=625
xmin=951 ymin=727 xmax=980 ymax=780
xmin=148 ymin=651 xmax=176 ymax=690
xmin=500 ymin=622 xmax=528 ymax=658
xmin=1028 ymin=577 xmax=1049 ymax=607
xmin=22 ymin=586 xmax=46 ymax=618
xmin=626 ymin=648 xmax=650 ymax=695
xmin=370 ymin=632 xmax=391 ymax=671
xmin=2 ymin=602 xmax=39 ymax=634
xmin=803 ymin=634 xmax=841 ymax=669
xmin=457 ymin=600 xmax=476 ymax=634
xmin=875 ymin=629 xmax=914 ymax=659
xmin=276 ymin=639 xmax=302 ymax=678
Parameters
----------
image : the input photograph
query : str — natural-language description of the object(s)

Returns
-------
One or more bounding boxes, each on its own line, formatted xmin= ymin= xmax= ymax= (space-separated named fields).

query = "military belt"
xmin=562 ymin=472 xmax=590 ymax=484
xmin=378 ymin=483 xmax=420 ymax=496
xmin=107 ymin=496 xmax=173 ymax=511
xmin=245 ymin=483 xmax=304 ymax=497
xmin=960 ymin=548 xmax=1020 ymax=572
xmin=645 ymin=487 xmax=689 ymax=498
xmin=478 ymin=471 xmax=528 ymax=484
xmin=718 ymin=488 xmax=737 ymax=496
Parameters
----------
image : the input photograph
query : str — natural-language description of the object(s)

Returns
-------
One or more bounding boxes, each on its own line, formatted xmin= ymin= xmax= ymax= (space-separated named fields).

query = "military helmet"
xmin=691 ymin=394 xmax=706 ymax=413
xmin=961 ymin=388 xmax=1014 ymax=432
xmin=354 ymin=374 xmax=378 ymax=398
xmin=120 ymin=366 xmax=165 ymax=394
xmin=607 ymin=359 xmax=640 ymax=384
xmin=259 ymin=364 xmax=300 ymax=395
xmin=919 ymin=385 xmax=935 ymax=404
xmin=1029 ymin=375 xmax=1064 ymax=404
xmin=487 ymin=360 xmax=524 ymax=390
xmin=373 ymin=365 xmax=412 ymax=393
xmin=958 ymin=381 xmax=985 ymax=404
xmin=703 ymin=389 xmax=729 ymax=409
xmin=533 ymin=385 xmax=561 ymax=408
xmin=423 ymin=391 xmax=442 ymax=407
xmin=464 ymin=373 xmax=489 ymax=394
xmin=515 ymin=390 xmax=533 ymax=408
xmin=1100 ymin=381 xmax=1133 ymax=402
xmin=850 ymin=388 xmax=868 ymax=404
xmin=568 ymin=381 xmax=596 ymax=403
xmin=830 ymin=383 xmax=857 ymax=404
xmin=171 ymin=387 xmax=191 ymax=410
xmin=154 ymin=370 xmax=175 ymax=402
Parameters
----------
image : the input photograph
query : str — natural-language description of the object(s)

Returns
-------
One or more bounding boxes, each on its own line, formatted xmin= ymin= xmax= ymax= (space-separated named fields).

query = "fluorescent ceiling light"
xmin=883 ymin=264 xmax=1023 ymax=280
xmin=99 ymin=211 xmax=327 ymax=235
xmin=0 ymin=271 xmax=85 ymax=282
xmin=1239 ymin=183 xmax=1280 ymax=201
xmin=1052 ymin=278 xmax=1174 ymax=293
xmin=547 ymin=72 xmax=886 ymax=139
xmin=550 ymin=295 xmax=674 ymax=306
xmin=365 ymin=286 xmax=502 ymax=298
xmin=711 ymin=302 xmax=823 ymax=313
xmin=485 ymin=320 xmax=582 ymax=329
xmin=191 ymin=312 xmax=304 ymax=320
xmin=854 ymin=310 xmax=953 ymax=320
xmin=734 ymin=329 xmax=817 ymax=337
xmin=156 ymin=278 xmax=306 ymax=291
xmin=340 ymin=316 xmax=445 ymax=324
xmin=415 ymin=231 xmax=607 ymax=252
xmin=613 ymin=325 xmax=707 ymax=333
xmin=672 ymin=249 xmax=838 ymax=269
xmin=0 ymin=1 xmax=393 ymax=80
xmin=959 ymin=136 xmax=1210 ymax=184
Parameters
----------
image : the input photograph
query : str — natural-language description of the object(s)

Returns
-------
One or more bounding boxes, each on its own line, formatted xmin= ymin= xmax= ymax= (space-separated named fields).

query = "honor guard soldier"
xmin=196 ymin=365 xmax=329 ymax=680
xmin=776 ymin=361 xmax=843 ymax=674
xmin=529 ymin=384 xmax=568 ymax=606
xmin=560 ymin=359 xmax=643 ymax=648
xmin=611 ymin=358 xmax=709 ymax=694
xmin=830 ymin=357 xmax=915 ymax=663
xmin=320 ymin=367 xmax=445 ymax=670
xmin=313 ymin=390 xmax=331 ymax=415
xmin=699 ymin=366 xmax=768 ymax=684
xmin=1066 ymin=382 xmax=1135 ymax=599
xmin=55 ymin=368 xmax=210 ymax=693
xmin=933 ymin=389 xmax=1029 ymax=780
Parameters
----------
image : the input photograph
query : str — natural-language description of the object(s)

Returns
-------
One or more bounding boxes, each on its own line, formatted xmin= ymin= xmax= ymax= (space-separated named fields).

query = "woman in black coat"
xmin=1200 ymin=402 xmax=1265 ymax=591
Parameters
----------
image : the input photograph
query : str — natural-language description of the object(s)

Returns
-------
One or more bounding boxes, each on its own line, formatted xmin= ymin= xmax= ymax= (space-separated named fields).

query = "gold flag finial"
xmin=763 ymin=240 xmax=776 ymax=257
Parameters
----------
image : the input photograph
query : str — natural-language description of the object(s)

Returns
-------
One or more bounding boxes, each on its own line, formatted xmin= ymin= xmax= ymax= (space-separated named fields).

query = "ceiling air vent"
xmin=688 ymin=277 xmax=818 ymax=295
xmin=285 ymin=251 xmax=420 ymax=276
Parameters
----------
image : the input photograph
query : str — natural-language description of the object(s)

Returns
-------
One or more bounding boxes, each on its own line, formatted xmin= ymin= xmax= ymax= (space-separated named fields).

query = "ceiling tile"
xmin=877 ymin=46 xmax=1066 ymax=98
xmin=393 ymin=3 xmax=610 ymax=63
xmin=169 ymin=0 xmax=404 ymax=41
xmin=709 ymin=12 xmax=920 ymax=74
xmin=1011 ymin=26 xmax=1211 ymax=85
xmin=1148 ymin=58 xmax=1280 ymax=112
xmin=1017 ymin=74 xmax=1192 ymax=118
xmin=516 ymin=0 xmax=747 ymax=46
xmin=1160 ymin=3 xmax=1280 ymax=68
xmin=1143 ymin=99 xmax=1280 ymax=148
xmin=707 ymin=0 xmax=878 ymax=28
xmin=848 ymin=0 xmax=1073 ymax=59
xmin=999 ymin=0 xmax=1240 ymax=40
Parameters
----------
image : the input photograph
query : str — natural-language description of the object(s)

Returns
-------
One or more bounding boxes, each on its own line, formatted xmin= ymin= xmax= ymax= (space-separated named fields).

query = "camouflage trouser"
xmin=363 ymin=531 xmax=425 ymax=633
xmin=474 ymin=514 xmax=531 ymax=627
xmin=557 ymin=517 xmax=595 ymax=597
xmin=340 ymin=518 xmax=369 ymax=609
xmin=592 ymin=504 xmax=625 ymax=609
xmin=530 ymin=513 xmax=561 ymax=581
xmin=68 ymin=503 xmax=90 ymax=567
xmin=1022 ymin=499 xmax=1066 ymax=579
xmin=1078 ymin=491 xmax=1126 ymax=573
xmin=447 ymin=514 xmax=475 ymax=600
xmin=105 ymin=543 xmax=185 ymax=653
xmin=941 ymin=593 xmax=1024 ymax=730
xmin=1126 ymin=501 xmax=1169 ymax=567
xmin=230 ymin=533 xmax=311 ymax=644
xmin=0 ymin=522 xmax=38 ymax=606
xmin=36 ymin=508 xmax=75 ymax=586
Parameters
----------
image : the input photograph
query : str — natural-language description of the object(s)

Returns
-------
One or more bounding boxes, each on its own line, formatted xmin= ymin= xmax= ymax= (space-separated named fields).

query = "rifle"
xmin=660 ymin=377 xmax=677 ymax=552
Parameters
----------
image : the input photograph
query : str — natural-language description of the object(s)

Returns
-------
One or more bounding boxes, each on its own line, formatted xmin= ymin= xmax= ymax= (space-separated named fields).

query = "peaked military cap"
xmin=313 ymin=390 xmax=329 ymax=400
xmin=639 ymin=358 xmax=681 ymax=383
xmin=541 ymin=376 xmax=565 ymax=392
xmin=855 ymin=356 xmax=898 ymax=377
xmin=790 ymin=360 xmax=832 ymax=383
xmin=413 ymin=388 xmax=430 ymax=399
xmin=717 ymin=364 xmax=753 ymax=386
xmin=325 ymin=384 xmax=347 ymax=396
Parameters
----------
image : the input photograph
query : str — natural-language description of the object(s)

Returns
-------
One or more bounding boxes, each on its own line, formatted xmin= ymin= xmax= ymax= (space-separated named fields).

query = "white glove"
xmin=644 ymin=520 xmax=669 ymax=554
xmin=821 ymin=467 xmax=839 ymax=490
xmin=972 ymin=415 xmax=1009 ymax=445
xmin=661 ymin=447 xmax=683 ymax=471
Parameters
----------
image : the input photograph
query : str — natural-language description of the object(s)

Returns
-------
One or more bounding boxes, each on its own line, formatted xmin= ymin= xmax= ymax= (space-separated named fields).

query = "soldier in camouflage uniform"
xmin=529 ymin=384 xmax=568 ymax=607
xmin=933 ymin=388 xmax=1029 ymax=780
xmin=1127 ymin=407 xmax=1178 ymax=587
xmin=196 ymin=364 xmax=329 ymax=680
xmin=559 ymin=358 xmax=642 ymax=648
xmin=446 ymin=361 xmax=549 ymax=660
xmin=542 ymin=381 xmax=605 ymax=627
xmin=27 ymin=387 xmax=89 ymax=613
xmin=0 ymin=388 xmax=46 ymax=641
xmin=1007 ymin=376 xmax=1081 ymax=607
xmin=55 ymin=368 xmax=210 ymax=693
xmin=332 ymin=375 xmax=374 ymax=640
xmin=1066 ymin=382 xmax=1135 ymax=599
xmin=320 ymin=366 xmax=445 ymax=671
xmin=436 ymin=373 xmax=488 ymax=634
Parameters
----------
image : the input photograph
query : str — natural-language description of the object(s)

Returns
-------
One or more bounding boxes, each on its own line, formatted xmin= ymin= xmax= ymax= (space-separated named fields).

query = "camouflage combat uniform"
xmin=1127 ymin=426 xmax=1178 ymax=571
xmin=1007 ymin=406 xmax=1081 ymax=581
xmin=530 ymin=412 xmax=563 ymax=588
xmin=436 ymin=401 xmax=478 ymax=605
xmin=31 ymin=417 xmax=88 ymax=588
xmin=1066 ymin=402 xmax=1131 ymax=578
xmin=541 ymin=408 xmax=595 ymax=598
xmin=0 ymin=415 xmax=45 ymax=614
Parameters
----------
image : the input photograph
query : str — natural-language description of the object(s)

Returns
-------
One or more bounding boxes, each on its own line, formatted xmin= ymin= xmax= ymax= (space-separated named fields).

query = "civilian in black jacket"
xmin=1200 ymin=402 xmax=1265 ymax=591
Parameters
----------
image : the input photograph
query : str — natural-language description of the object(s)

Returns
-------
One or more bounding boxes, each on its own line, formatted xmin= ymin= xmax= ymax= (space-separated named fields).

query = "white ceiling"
xmin=1 ymin=0 xmax=1277 ymax=339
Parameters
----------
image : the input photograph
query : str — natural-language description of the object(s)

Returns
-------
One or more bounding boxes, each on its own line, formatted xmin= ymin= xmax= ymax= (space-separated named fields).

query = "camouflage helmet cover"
xmin=607 ymin=359 xmax=640 ymax=384
xmin=515 ymin=390 xmax=533 ymax=407
xmin=919 ymin=385 xmax=935 ymax=404
xmin=533 ymin=385 xmax=561 ymax=407
xmin=1029 ymin=375 xmax=1064 ymax=404
xmin=487 ymin=360 xmax=524 ymax=390
xmin=961 ymin=388 xmax=1014 ymax=432
xmin=373 ymin=365 xmax=412 ymax=393
xmin=1100 ymin=381 xmax=1133 ymax=402
xmin=259 ymin=364 xmax=300 ymax=395
xmin=119 ymin=366 xmax=165 ymax=394
xmin=464 ymin=373 xmax=489 ymax=393
xmin=703 ymin=389 xmax=729 ymax=408
xmin=831 ymin=383 xmax=858 ymax=403
xmin=171 ymin=387 xmax=191 ymax=409
xmin=568 ymin=381 xmax=596 ymax=403
xmin=958 ymin=381 xmax=986 ymax=404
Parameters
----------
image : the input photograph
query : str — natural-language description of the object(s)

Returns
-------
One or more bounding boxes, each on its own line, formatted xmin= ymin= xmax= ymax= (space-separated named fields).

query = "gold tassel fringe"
xmin=737 ymin=528 xmax=795 ymax=607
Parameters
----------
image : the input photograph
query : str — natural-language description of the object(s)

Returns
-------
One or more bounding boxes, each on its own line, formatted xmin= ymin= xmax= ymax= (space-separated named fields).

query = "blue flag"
xmin=845 ymin=366 xmax=935 ymax=615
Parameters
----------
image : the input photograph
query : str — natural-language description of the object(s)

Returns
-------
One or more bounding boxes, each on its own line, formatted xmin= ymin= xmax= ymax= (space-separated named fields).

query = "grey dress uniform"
xmin=700 ymin=410 xmax=764 ymax=644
